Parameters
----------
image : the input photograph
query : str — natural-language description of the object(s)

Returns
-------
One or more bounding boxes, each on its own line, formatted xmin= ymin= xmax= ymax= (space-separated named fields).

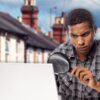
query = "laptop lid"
xmin=0 ymin=63 xmax=58 ymax=100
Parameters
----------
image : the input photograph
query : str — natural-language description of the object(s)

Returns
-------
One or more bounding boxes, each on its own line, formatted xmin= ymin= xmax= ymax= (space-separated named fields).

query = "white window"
xmin=5 ymin=53 xmax=9 ymax=62
xmin=36 ymin=49 xmax=42 ymax=63
xmin=27 ymin=48 xmax=34 ymax=63
xmin=5 ymin=34 xmax=10 ymax=52
xmin=5 ymin=39 xmax=9 ymax=52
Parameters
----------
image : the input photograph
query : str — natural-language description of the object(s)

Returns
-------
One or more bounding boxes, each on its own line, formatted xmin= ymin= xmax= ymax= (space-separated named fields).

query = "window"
xmin=36 ymin=49 xmax=42 ymax=63
xmin=27 ymin=54 xmax=31 ymax=63
xmin=5 ymin=53 xmax=9 ymax=62
xmin=5 ymin=38 xmax=9 ymax=52
xmin=16 ymin=40 xmax=18 ymax=53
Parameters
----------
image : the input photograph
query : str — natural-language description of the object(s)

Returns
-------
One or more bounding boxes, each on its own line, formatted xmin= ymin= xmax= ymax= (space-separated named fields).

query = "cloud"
xmin=37 ymin=0 xmax=100 ymax=21
xmin=0 ymin=0 xmax=100 ymax=32
xmin=0 ymin=0 xmax=23 ymax=6
xmin=39 ymin=11 xmax=56 ymax=32
xmin=37 ymin=0 xmax=72 ymax=13
xmin=37 ymin=0 xmax=100 ymax=11
xmin=92 ymin=0 xmax=100 ymax=6
xmin=63 ymin=0 xmax=100 ymax=12
xmin=37 ymin=0 xmax=100 ymax=31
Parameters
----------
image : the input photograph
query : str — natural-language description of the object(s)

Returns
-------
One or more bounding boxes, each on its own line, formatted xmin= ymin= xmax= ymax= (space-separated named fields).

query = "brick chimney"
xmin=52 ymin=13 xmax=67 ymax=43
xmin=21 ymin=0 xmax=39 ymax=32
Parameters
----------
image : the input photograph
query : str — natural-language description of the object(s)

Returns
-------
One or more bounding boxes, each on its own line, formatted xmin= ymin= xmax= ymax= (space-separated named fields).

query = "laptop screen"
xmin=0 ymin=63 xmax=58 ymax=100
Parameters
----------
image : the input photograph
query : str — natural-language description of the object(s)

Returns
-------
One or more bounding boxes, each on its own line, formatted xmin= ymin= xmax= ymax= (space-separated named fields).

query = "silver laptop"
xmin=0 ymin=63 xmax=58 ymax=100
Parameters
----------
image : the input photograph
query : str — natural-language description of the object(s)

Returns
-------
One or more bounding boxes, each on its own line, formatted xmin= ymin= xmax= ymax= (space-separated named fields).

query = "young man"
xmin=49 ymin=8 xmax=100 ymax=99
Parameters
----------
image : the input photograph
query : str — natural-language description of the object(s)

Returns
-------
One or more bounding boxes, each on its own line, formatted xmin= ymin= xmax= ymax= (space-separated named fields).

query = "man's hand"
xmin=71 ymin=67 xmax=97 ymax=89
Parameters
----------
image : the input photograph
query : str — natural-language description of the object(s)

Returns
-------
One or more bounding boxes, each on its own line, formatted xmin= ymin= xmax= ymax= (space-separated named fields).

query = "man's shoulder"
xmin=95 ymin=40 xmax=100 ymax=46
xmin=94 ymin=40 xmax=100 ymax=54
xmin=49 ymin=41 xmax=72 ymax=56
xmin=56 ymin=42 xmax=70 ymax=49
xmin=95 ymin=40 xmax=100 ymax=49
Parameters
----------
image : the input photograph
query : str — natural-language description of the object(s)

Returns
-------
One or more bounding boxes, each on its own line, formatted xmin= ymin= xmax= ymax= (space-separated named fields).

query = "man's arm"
xmin=71 ymin=67 xmax=100 ymax=92
xmin=93 ymin=81 xmax=100 ymax=92
xmin=57 ymin=72 xmax=73 ymax=95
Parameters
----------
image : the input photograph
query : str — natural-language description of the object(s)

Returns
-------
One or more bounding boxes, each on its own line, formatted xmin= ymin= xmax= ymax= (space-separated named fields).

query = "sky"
xmin=0 ymin=0 xmax=100 ymax=33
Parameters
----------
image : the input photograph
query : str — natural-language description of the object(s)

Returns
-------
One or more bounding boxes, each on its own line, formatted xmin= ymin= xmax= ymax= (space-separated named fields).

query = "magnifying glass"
xmin=48 ymin=52 xmax=70 ymax=75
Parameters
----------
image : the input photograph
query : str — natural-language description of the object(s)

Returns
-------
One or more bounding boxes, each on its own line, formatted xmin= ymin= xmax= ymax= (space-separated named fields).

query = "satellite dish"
xmin=48 ymin=53 xmax=70 ymax=75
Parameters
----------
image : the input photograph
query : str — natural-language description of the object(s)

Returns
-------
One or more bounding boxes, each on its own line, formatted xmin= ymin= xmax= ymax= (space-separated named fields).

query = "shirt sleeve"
xmin=84 ymin=85 xmax=100 ymax=97
xmin=57 ymin=72 xmax=73 ymax=95
xmin=83 ymin=73 xmax=100 ymax=96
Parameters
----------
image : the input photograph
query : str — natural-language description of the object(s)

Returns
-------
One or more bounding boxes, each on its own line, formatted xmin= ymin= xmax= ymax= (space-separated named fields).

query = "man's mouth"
xmin=78 ymin=46 xmax=88 ymax=51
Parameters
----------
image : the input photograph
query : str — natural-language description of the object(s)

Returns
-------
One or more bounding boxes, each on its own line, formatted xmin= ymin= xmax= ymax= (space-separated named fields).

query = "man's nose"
xmin=77 ymin=37 xmax=84 ymax=46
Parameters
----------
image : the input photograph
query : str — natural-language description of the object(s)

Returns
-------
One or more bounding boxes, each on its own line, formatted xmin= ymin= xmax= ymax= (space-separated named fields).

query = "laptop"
xmin=0 ymin=63 xmax=58 ymax=100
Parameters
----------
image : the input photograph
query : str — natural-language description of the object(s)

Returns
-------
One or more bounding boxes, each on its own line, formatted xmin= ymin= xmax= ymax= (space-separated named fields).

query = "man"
xmin=48 ymin=8 xmax=100 ymax=100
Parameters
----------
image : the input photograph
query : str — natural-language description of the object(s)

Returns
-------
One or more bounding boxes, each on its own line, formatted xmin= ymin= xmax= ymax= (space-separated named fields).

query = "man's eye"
xmin=71 ymin=34 xmax=78 ymax=38
xmin=82 ymin=32 xmax=90 ymax=37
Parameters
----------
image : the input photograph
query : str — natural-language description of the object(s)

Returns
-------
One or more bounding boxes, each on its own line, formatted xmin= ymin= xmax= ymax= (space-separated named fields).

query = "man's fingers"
xmin=71 ymin=67 xmax=77 ymax=75
xmin=75 ymin=68 xmax=85 ymax=78
xmin=80 ymin=71 xmax=88 ymax=81
xmin=71 ymin=67 xmax=93 ymax=80
xmin=71 ymin=67 xmax=87 ymax=77
xmin=83 ymin=75 xmax=90 ymax=82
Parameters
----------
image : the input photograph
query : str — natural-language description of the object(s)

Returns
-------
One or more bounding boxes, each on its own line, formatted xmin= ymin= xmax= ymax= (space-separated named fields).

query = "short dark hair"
xmin=67 ymin=8 xmax=95 ymax=28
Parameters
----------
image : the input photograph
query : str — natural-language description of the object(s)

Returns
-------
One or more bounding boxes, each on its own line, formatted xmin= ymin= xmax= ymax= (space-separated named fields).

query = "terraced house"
xmin=0 ymin=0 xmax=58 ymax=63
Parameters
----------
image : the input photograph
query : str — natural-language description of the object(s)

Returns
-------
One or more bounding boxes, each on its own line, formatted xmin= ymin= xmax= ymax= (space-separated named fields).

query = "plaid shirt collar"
xmin=65 ymin=40 xmax=96 ymax=60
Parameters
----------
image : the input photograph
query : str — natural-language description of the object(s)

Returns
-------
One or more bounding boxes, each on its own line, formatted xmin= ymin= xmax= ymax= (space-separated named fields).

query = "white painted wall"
xmin=17 ymin=40 xmax=25 ymax=63
xmin=26 ymin=47 xmax=52 ymax=63
xmin=0 ymin=32 xmax=53 ymax=63
xmin=0 ymin=33 xmax=25 ymax=63
xmin=0 ymin=34 xmax=6 ymax=62
xmin=44 ymin=50 xmax=50 ymax=63
xmin=10 ymin=35 xmax=16 ymax=62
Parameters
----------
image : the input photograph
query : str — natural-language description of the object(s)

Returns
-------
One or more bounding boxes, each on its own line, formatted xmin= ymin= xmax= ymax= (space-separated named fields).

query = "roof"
xmin=23 ymin=25 xmax=58 ymax=50
xmin=0 ymin=12 xmax=58 ymax=50
xmin=0 ymin=12 xmax=27 ymax=37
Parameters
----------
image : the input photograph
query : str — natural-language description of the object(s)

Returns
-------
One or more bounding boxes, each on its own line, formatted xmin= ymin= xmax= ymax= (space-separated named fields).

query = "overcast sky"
xmin=0 ymin=0 xmax=100 ymax=33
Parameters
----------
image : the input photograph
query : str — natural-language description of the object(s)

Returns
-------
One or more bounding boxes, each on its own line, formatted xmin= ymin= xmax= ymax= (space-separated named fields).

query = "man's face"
xmin=69 ymin=22 xmax=95 ymax=55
